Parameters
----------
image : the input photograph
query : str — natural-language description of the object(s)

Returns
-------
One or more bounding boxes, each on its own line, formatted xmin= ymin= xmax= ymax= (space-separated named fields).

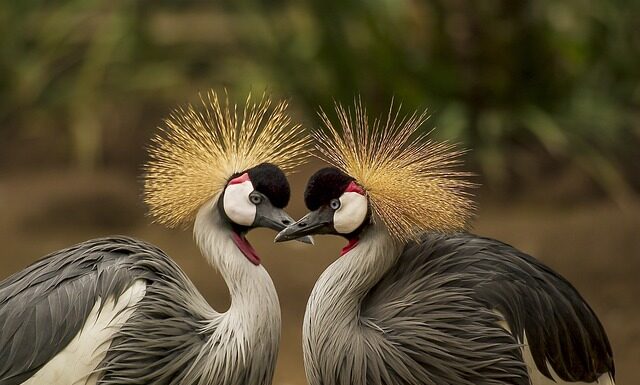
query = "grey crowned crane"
xmin=0 ymin=92 xmax=311 ymax=385
xmin=276 ymin=101 xmax=615 ymax=385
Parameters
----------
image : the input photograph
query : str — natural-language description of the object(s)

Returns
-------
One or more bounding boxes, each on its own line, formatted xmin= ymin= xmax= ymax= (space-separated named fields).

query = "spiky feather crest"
xmin=144 ymin=91 xmax=310 ymax=228
xmin=315 ymin=100 xmax=475 ymax=241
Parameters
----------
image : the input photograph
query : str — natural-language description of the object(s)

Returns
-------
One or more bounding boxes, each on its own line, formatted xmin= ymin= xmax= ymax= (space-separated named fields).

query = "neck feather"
xmin=303 ymin=222 xmax=400 ymax=385
xmin=307 ymin=222 xmax=401 ymax=322
xmin=193 ymin=198 xmax=280 ymax=375
xmin=193 ymin=198 xmax=280 ymax=317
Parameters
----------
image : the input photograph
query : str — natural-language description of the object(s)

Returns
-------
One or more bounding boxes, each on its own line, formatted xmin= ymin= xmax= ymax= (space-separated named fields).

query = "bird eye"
xmin=250 ymin=194 xmax=263 ymax=205
xmin=330 ymin=199 xmax=341 ymax=210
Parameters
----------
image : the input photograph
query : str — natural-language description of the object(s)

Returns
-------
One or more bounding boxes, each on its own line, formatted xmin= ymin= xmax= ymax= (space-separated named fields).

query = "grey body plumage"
xmin=301 ymin=226 xmax=614 ymax=385
xmin=0 ymin=233 xmax=279 ymax=385
xmin=0 ymin=187 xmax=286 ymax=385
xmin=276 ymin=160 xmax=615 ymax=385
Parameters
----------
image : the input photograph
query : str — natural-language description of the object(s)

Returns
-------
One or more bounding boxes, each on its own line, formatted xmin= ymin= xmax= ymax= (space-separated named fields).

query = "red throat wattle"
xmin=341 ymin=238 xmax=359 ymax=256
xmin=231 ymin=232 xmax=261 ymax=265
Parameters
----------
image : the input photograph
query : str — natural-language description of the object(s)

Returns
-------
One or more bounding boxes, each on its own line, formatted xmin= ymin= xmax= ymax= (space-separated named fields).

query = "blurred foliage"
xmin=1 ymin=0 xmax=639 ymax=199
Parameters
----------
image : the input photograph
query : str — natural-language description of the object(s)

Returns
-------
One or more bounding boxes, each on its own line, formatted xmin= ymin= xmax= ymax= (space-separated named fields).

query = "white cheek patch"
xmin=333 ymin=191 xmax=368 ymax=234
xmin=223 ymin=180 xmax=256 ymax=226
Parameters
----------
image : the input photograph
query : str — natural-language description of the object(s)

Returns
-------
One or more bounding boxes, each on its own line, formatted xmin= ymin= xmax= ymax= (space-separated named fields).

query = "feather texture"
xmin=144 ymin=91 xmax=310 ymax=228
xmin=314 ymin=99 xmax=474 ymax=240
xmin=303 ymin=229 xmax=614 ymax=385
xmin=0 ymin=238 xmax=145 ymax=385
xmin=304 ymin=225 xmax=529 ymax=385
xmin=0 ymin=234 xmax=280 ymax=385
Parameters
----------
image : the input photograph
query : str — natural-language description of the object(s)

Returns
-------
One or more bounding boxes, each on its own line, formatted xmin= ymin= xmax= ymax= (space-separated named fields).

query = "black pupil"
xmin=331 ymin=199 xmax=340 ymax=209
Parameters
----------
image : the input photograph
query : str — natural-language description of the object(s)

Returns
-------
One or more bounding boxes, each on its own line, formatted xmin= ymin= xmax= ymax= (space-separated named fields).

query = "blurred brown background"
xmin=0 ymin=1 xmax=638 ymax=383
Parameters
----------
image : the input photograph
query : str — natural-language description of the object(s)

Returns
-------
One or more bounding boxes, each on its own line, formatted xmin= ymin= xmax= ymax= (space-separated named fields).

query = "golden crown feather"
xmin=144 ymin=90 xmax=311 ymax=228
xmin=314 ymin=99 xmax=475 ymax=241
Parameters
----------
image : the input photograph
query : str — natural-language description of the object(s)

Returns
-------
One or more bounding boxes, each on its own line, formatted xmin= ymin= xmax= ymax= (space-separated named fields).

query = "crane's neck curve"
xmin=194 ymin=197 xmax=280 ymax=318
xmin=307 ymin=221 xmax=401 ymax=325
xmin=193 ymin=197 xmax=280 ymax=373
xmin=303 ymin=221 xmax=400 ymax=385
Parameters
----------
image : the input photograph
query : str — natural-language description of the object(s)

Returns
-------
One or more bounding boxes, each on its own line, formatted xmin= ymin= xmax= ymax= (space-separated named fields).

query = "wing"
xmin=0 ymin=236 xmax=164 ymax=385
xmin=362 ymin=236 xmax=529 ymax=385
xmin=98 ymin=249 xmax=214 ymax=385
xmin=364 ymin=233 xmax=614 ymax=384
xmin=453 ymin=234 xmax=614 ymax=382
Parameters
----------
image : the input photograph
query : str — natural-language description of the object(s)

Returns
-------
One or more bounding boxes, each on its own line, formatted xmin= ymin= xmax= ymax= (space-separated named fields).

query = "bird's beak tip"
xmin=274 ymin=227 xmax=312 ymax=244
xmin=274 ymin=230 xmax=287 ymax=243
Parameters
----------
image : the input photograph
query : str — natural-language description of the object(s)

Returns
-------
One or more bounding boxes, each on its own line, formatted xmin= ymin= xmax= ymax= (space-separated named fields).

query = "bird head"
xmin=276 ymin=99 xmax=475 ymax=246
xmin=144 ymin=91 xmax=312 ymax=264
xmin=219 ymin=162 xmax=295 ymax=233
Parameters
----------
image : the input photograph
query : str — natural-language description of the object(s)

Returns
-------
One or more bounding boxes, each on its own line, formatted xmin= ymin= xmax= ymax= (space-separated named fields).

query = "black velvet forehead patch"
xmin=246 ymin=163 xmax=290 ymax=208
xmin=304 ymin=167 xmax=355 ymax=210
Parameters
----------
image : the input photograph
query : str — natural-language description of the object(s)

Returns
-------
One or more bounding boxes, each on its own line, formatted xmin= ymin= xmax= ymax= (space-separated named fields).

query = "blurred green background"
xmin=2 ymin=0 xmax=639 ymax=195
xmin=0 ymin=1 xmax=638 ymax=384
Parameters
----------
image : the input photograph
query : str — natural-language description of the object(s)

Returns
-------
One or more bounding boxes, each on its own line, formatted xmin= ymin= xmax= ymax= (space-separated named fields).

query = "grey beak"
xmin=253 ymin=204 xmax=314 ymax=245
xmin=276 ymin=210 xmax=314 ymax=245
xmin=275 ymin=208 xmax=334 ymax=243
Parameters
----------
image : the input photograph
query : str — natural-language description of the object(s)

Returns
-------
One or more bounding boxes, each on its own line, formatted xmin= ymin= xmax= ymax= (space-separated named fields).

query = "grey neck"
xmin=192 ymin=198 xmax=280 ymax=385
xmin=307 ymin=221 xmax=401 ymax=325
xmin=193 ymin=198 xmax=280 ymax=320
xmin=302 ymin=222 xmax=401 ymax=385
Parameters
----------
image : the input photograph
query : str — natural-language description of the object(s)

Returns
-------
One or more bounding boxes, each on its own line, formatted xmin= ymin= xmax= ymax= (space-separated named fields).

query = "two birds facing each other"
xmin=0 ymin=92 xmax=614 ymax=385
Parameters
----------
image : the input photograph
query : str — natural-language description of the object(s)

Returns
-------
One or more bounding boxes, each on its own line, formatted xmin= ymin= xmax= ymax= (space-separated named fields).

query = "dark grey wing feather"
xmin=98 ymin=252 xmax=211 ymax=385
xmin=362 ymin=243 xmax=529 ymax=385
xmin=0 ymin=237 xmax=158 ymax=385
xmin=364 ymin=232 xmax=613 ymax=384
xmin=443 ymin=234 xmax=615 ymax=382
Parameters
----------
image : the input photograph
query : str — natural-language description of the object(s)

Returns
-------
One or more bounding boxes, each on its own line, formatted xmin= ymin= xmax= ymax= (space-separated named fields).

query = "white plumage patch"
xmin=223 ymin=180 xmax=256 ymax=227
xmin=333 ymin=191 xmax=368 ymax=234
xmin=22 ymin=280 xmax=147 ymax=385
